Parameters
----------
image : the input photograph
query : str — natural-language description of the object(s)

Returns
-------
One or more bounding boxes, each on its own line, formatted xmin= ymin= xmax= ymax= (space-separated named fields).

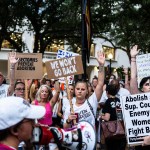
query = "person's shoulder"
xmin=115 ymin=97 xmax=120 ymax=102
xmin=0 ymin=84 xmax=9 ymax=88
xmin=104 ymin=98 xmax=111 ymax=106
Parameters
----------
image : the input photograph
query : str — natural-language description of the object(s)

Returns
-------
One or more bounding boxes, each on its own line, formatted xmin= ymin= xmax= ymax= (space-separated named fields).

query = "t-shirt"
xmin=100 ymin=87 xmax=130 ymax=104
xmin=0 ymin=84 xmax=9 ymax=99
xmin=62 ymin=97 xmax=76 ymax=114
xmin=0 ymin=143 xmax=16 ymax=150
xmin=63 ymin=92 xmax=98 ymax=127
xmin=102 ymin=97 xmax=121 ymax=121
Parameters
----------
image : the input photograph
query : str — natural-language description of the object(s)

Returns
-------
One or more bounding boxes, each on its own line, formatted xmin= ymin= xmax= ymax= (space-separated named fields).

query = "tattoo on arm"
xmin=99 ymin=65 xmax=104 ymax=72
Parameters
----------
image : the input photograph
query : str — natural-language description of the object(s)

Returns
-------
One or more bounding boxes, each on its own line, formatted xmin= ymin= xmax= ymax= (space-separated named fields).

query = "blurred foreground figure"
xmin=0 ymin=96 xmax=45 ymax=150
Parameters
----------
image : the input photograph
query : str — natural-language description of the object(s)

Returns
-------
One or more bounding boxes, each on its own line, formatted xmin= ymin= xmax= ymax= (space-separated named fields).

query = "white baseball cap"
xmin=0 ymin=96 xmax=46 ymax=130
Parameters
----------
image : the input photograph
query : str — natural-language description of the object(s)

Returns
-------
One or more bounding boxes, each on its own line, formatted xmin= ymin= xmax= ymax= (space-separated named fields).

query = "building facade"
xmin=0 ymin=33 xmax=130 ymax=81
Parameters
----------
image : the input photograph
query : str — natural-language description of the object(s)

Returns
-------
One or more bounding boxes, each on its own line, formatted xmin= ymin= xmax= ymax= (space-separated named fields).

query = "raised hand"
xmin=122 ymin=68 xmax=128 ymax=75
xmin=97 ymin=51 xmax=105 ymax=66
xmin=130 ymin=45 xmax=140 ymax=58
xmin=9 ymin=51 xmax=19 ymax=64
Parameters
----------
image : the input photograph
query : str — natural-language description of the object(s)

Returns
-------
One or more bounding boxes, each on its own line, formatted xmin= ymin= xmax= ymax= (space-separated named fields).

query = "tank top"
xmin=34 ymin=100 xmax=53 ymax=126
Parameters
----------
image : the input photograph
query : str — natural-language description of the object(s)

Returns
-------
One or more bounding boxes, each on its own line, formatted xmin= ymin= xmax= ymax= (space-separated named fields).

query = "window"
xmin=102 ymin=45 xmax=115 ymax=60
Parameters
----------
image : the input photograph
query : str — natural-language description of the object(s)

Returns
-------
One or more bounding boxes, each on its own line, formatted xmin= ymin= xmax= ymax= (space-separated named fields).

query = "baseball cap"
xmin=0 ymin=97 xmax=46 ymax=130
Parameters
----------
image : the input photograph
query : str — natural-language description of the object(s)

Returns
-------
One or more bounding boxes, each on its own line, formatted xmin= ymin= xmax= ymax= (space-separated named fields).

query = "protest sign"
xmin=8 ymin=53 xmax=43 ymax=79
xmin=45 ymin=55 xmax=84 ymax=79
xmin=121 ymin=93 xmax=150 ymax=145
xmin=57 ymin=49 xmax=78 ymax=59
xmin=57 ymin=50 xmax=78 ymax=84
xmin=136 ymin=53 xmax=150 ymax=86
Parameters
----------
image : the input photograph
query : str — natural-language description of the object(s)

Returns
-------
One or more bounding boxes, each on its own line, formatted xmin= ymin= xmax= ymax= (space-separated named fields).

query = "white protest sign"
xmin=136 ymin=53 xmax=150 ymax=87
xmin=57 ymin=49 xmax=78 ymax=59
xmin=121 ymin=93 xmax=150 ymax=145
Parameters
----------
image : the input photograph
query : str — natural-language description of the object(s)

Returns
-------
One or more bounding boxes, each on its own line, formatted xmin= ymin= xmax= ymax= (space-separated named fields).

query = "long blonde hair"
xmin=36 ymin=84 xmax=52 ymax=102
xmin=29 ymin=83 xmax=37 ymax=102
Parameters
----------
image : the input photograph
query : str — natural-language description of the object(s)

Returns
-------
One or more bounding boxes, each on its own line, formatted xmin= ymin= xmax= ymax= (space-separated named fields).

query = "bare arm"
xmin=7 ymin=52 xmax=19 ymax=96
xmin=57 ymin=99 xmax=63 ymax=118
xmin=123 ymin=68 xmax=130 ymax=91
xmin=50 ymin=81 xmax=60 ymax=108
xmin=95 ymin=51 xmax=105 ymax=102
xmin=130 ymin=45 xmax=140 ymax=94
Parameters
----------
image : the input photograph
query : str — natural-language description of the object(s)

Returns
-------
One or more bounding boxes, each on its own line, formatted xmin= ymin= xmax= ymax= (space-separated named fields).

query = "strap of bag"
xmin=87 ymin=99 xmax=96 ymax=118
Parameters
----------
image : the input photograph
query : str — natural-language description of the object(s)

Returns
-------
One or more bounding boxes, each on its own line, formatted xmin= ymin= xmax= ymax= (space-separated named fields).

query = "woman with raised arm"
xmin=63 ymin=51 xmax=105 ymax=129
xmin=0 ymin=52 xmax=19 ymax=99
xmin=130 ymin=45 xmax=150 ymax=150
xmin=32 ymin=81 xmax=60 ymax=127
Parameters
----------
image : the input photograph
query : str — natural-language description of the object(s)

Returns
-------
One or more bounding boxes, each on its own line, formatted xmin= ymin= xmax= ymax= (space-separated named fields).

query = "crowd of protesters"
xmin=1 ymin=46 xmax=150 ymax=150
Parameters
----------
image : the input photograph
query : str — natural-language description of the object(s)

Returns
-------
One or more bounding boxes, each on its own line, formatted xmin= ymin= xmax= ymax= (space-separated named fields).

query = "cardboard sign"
xmin=8 ymin=53 xmax=43 ymax=79
xmin=121 ymin=93 xmax=150 ymax=145
xmin=57 ymin=49 xmax=78 ymax=59
xmin=136 ymin=53 xmax=150 ymax=86
xmin=45 ymin=55 xmax=84 ymax=79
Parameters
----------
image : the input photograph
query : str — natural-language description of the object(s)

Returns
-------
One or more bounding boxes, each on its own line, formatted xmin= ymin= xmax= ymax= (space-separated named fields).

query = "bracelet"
xmin=131 ymin=60 xmax=136 ymax=62
xmin=10 ymin=64 xmax=15 ymax=68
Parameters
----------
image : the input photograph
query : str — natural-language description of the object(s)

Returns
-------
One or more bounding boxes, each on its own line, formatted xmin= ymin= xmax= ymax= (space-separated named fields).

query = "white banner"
xmin=57 ymin=49 xmax=78 ymax=59
xmin=136 ymin=53 xmax=150 ymax=87
xmin=121 ymin=92 xmax=150 ymax=145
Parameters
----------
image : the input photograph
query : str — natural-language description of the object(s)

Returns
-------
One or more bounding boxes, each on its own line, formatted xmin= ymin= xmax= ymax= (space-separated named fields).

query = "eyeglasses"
xmin=15 ymin=88 xmax=25 ymax=91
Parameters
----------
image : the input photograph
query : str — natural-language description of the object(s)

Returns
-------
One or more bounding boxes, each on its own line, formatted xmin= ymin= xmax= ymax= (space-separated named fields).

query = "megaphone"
xmin=32 ymin=121 xmax=96 ymax=150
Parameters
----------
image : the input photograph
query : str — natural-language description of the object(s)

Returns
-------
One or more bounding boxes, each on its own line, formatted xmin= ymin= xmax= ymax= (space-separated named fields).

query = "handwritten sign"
xmin=45 ymin=55 xmax=83 ymax=79
xmin=121 ymin=93 xmax=150 ymax=145
xmin=8 ymin=53 xmax=43 ymax=79
xmin=57 ymin=49 xmax=78 ymax=59
xmin=136 ymin=53 xmax=150 ymax=86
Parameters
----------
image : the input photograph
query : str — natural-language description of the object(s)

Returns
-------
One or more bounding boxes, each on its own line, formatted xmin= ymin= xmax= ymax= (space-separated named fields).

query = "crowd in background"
xmin=0 ymin=46 xmax=150 ymax=150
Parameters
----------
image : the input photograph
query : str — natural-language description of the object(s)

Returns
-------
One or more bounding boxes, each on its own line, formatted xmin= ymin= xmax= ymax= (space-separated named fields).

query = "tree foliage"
xmin=92 ymin=0 xmax=150 ymax=57
xmin=0 ymin=0 xmax=150 ymax=55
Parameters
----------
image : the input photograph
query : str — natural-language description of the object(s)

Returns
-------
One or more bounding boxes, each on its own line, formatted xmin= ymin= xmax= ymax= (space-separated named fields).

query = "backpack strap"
xmin=87 ymin=99 xmax=96 ymax=118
